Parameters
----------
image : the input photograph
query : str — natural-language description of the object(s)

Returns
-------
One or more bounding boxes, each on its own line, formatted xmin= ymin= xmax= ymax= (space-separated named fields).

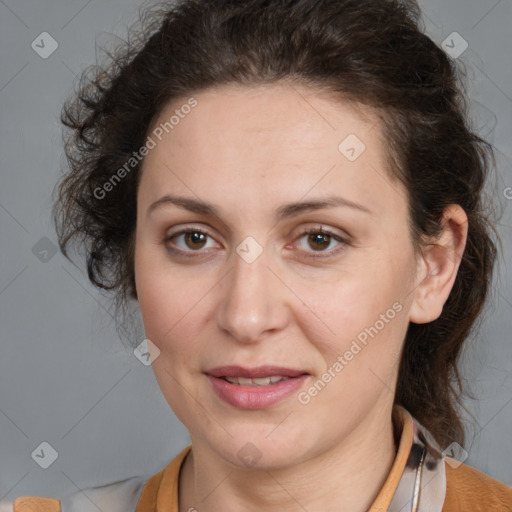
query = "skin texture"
xmin=134 ymin=82 xmax=468 ymax=512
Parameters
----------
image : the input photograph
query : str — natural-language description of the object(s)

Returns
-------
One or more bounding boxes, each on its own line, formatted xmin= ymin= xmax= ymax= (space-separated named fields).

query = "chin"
xmin=203 ymin=428 xmax=313 ymax=471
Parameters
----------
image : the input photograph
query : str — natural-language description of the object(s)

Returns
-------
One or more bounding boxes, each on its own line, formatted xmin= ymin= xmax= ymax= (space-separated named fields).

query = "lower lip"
xmin=207 ymin=375 xmax=309 ymax=409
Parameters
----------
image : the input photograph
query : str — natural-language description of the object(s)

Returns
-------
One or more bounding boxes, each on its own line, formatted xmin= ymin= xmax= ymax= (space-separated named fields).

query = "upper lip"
xmin=206 ymin=365 xmax=309 ymax=379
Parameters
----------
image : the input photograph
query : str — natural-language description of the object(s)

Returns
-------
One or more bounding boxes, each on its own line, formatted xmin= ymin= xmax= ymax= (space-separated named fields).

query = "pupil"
xmin=186 ymin=232 xmax=206 ymax=249
xmin=309 ymin=233 xmax=330 ymax=250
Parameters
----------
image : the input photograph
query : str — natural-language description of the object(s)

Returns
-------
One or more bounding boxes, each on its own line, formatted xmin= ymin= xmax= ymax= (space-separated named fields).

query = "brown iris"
xmin=308 ymin=232 xmax=331 ymax=251
xmin=184 ymin=231 xmax=207 ymax=250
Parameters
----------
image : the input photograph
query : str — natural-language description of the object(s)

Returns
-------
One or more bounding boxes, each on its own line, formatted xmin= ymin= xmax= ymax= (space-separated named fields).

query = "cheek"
xmin=134 ymin=247 xmax=179 ymax=344
xmin=134 ymin=250 xmax=212 ymax=358
xmin=305 ymin=270 xmax=404 ymax=330
xmin=293 ymin=255 xmax=412 ymax=368
xmin=303 ymin=282 xmax=407 ymax=411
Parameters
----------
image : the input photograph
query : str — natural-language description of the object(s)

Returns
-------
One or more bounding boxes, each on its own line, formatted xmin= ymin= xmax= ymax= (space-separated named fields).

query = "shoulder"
xmin=0 ymin=476 xmax=146 ymax=512
xmin=443 ymin=458 xmax=512 ymax=511
xmin=60 ymin=475 xmax=146 ymax=512
xmin=0 ymin=447 xmax=192 ymax=512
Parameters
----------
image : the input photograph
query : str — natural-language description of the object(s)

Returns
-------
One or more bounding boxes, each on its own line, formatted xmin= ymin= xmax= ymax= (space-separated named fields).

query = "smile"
xmin=206 ymin=365 xmax=309 ymax=409
xmin=223 ymin=375 xmax=291 ymax=386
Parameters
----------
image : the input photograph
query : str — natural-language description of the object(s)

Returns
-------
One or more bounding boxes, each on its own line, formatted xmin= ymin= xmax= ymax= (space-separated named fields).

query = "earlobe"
xmin=409 ymin=204 xmax=468 ymax=325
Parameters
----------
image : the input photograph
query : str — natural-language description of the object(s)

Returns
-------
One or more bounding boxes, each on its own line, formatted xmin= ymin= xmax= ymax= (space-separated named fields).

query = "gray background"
xmin=0 ymin=0 xmax=511 ymax=503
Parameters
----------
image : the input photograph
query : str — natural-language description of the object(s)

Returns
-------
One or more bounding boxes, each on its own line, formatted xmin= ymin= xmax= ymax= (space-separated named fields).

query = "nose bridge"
xmin=216 ymin=247 xmax=287 ymax=343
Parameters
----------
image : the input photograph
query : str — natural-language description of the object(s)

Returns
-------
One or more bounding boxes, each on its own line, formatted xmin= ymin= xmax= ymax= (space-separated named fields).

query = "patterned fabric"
xmin=387 ymin=407 xmax=446 ymax=511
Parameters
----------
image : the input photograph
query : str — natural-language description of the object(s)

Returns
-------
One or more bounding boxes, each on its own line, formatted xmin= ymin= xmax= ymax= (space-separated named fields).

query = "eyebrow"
xmin=146 ymin=194 xmax=373 ymax=220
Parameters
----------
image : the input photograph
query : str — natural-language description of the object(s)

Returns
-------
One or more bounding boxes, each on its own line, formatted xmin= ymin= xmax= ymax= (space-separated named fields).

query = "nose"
xmin=215 ymin=248 xmax=290 ymax=344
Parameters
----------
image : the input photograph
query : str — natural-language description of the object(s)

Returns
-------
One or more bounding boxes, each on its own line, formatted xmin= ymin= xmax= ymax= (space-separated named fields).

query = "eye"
xmin=163 ymin=228 xmax=219 ymax=256
xmin=293 ymin=227 xmax=348 ymax=258
xmin=163 ymin=225 xmax=349 ymax=259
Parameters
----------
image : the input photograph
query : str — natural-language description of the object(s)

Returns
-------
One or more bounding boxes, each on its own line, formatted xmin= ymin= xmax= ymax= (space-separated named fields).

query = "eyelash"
xmin=163 ymin=226 xmax=349 ymax=260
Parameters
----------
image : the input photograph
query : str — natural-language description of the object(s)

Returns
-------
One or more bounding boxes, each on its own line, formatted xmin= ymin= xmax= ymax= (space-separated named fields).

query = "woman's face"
xmin=134 ymin=83 xmax=423 ymax=469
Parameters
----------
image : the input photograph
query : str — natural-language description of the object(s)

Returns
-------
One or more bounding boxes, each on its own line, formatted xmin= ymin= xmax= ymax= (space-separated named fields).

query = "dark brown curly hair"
xmin=52 ymin=0 xmax=500 ymax=449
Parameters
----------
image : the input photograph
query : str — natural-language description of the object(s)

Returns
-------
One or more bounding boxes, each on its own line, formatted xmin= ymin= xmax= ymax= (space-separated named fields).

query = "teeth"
xmin=252 ymin=377 xmax=271 ymax=386
xmin=224 ymin=375 xmax=291 ymax=386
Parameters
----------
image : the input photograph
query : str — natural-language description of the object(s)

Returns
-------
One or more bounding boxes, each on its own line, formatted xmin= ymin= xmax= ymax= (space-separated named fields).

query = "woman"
xmin=5 ymin=0 xmax=512 ymax=510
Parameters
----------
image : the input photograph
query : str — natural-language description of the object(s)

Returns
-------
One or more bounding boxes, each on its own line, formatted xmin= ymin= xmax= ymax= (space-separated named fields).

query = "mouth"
xmin=221 ymin=375 xmax=293 ymax=386
xmin=205 ymin=365 xmax=310 ymax=409
xmin=206 ymin=365 xmax=308 ymax=381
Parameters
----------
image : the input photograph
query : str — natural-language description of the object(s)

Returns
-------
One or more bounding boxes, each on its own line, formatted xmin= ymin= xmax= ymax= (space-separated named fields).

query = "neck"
xmin=179 ymin=404 xmax=397 ymax=512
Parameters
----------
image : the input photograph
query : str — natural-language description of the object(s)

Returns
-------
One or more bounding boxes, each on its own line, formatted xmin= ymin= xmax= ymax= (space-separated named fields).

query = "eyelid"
xmin=163 ymin=225 xmax=221 ymax=256
xmin=290 ymin=223 xmax=349 ymax=241
xmin=165 ymin=224 xmax=216 ymax=239
xmin=288 ymin=225 xmax=349 ymax=258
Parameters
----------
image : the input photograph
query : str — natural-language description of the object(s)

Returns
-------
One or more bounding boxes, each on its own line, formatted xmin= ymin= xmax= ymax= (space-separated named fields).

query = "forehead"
xmin=138 ymin=83 xmax=404 ymax=222
xmin=147 ymin=82 xmax=379 ymax=154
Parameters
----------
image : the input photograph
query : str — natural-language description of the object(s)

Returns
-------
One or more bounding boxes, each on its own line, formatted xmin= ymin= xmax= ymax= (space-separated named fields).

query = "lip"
xmin=205 ymin=365 xmax=310 ymax=409
xmin=206 ymin=365 xmax=308 ymax=379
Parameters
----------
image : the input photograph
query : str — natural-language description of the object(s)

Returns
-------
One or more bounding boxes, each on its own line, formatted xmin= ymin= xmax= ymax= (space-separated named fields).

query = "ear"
xmin=409 ymin=204 xmax=468 ymax=324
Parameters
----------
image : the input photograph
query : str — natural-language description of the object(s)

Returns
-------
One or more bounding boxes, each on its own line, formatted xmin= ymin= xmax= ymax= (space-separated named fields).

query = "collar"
xmin=141 ymin=405 xmax=447 ymax=511
xmin=370 ymin=405 xmax=446 ymax=511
